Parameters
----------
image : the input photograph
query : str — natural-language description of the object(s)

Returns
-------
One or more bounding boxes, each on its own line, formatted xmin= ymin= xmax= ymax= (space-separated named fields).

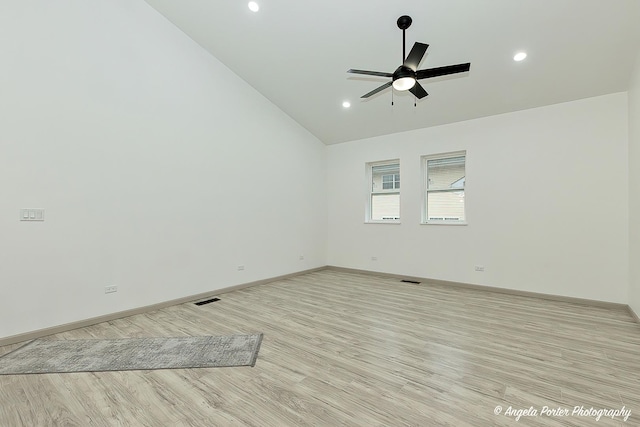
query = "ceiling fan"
xmin=347 ymin=15 xmax=471 ymax=101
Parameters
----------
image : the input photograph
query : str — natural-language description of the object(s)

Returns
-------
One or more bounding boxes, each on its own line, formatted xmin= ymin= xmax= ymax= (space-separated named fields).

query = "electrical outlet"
xmin=299 ymin=255 xmax=304 ymax=260
xmin=237 ymin=265 xmax=245 ymax=271
xmin=371 ymin=256 xmax=378 ymax=261
xmin=475 ymin=265 xmax=485 ymax=272
xmin=105 ymin=286 xmax=118 ymax=294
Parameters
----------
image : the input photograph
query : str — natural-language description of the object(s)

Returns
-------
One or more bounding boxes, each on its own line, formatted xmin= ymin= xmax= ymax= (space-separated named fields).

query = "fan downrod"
xmin=397 ymin=15 xmax=412 ymax=30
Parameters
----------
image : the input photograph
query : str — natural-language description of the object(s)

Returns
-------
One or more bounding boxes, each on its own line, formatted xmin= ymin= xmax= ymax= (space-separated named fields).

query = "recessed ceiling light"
xmin=342 ymin=101 xmax=351 ymax=108
xmin=513 ymin=52 xmax=527 ymax=62
xmin=248 ymin=1 xmax=259 ymax=12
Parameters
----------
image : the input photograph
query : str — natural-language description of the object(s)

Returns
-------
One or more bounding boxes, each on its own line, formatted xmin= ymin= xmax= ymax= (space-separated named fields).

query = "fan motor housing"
xmin=393 ymin=65 xmax=415 ymax=82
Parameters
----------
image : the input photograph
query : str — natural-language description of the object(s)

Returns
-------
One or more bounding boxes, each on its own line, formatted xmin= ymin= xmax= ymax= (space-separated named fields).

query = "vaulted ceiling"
xmin=144 ymin=0 xmax=640 ymax=145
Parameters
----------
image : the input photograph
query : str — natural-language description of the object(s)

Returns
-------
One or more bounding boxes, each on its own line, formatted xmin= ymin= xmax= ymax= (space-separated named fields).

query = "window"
xmin=366 ymin=160 xmax=400 ymax=222
xmin=382 ymin=173 xmax=400 ymax=190
xmin=422 ymin=151 xmax=466 ymax=224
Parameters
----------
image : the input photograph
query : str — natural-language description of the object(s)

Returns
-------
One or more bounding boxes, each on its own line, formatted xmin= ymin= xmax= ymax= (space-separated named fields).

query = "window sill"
xmin=421 ymin=221 xmax=468 ymax=226
xmin=365 ymin=221 xmax=402 ymax=225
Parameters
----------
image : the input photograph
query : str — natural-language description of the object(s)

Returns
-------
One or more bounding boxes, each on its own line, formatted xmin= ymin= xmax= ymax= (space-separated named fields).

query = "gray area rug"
xmin=0 ymin=334 xmax=263 ymax=375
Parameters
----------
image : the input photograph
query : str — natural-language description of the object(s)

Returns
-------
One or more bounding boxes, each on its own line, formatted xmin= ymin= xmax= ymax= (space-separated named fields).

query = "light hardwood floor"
xmin=1 ymin=270 xmax=639 ymax=426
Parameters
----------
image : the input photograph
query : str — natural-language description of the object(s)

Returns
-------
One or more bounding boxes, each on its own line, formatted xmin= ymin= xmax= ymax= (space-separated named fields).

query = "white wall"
xmin=328 ymin=93 xmax=629 ymax=303
xmin=0 ymin=1 xmax=327 ymax=339
xmin=629 ymin=50 xmax=640 ymax=314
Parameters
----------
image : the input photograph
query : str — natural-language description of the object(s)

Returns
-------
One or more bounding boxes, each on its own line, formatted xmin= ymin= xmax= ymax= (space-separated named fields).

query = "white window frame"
xmin=421 ymin=151 xmax=467 ymax=225
xmin=366 ymin=159 xmax=401 ymax=224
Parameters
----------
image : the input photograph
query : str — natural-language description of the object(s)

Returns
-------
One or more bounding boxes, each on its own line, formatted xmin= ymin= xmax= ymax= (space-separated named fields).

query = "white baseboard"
xmin=0 ymin=267 xmax=325 ymax=347
xmin=326 ymin=265 xmax=629 ymax=310
xmin=3 ymin=265 xmax=635 ymax=347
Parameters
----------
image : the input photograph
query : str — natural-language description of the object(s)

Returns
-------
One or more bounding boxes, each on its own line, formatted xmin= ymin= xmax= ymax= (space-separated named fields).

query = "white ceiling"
xmin=143 ymin=0 xmax=640 ymax=145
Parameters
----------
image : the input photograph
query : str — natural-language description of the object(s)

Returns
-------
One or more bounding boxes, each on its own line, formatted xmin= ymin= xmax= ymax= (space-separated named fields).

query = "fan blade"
xmin=416 ymin=63 xmax=470 ymax=79
xmin=361 ymin=81 xmax=392 ymax=98
xmin=409 ymin=82 xmax=428 ymax=99
xmin=348 ymin=69 xmax=393 ymax=77
xmin=403 ymin=42 xmax=429 ymax=71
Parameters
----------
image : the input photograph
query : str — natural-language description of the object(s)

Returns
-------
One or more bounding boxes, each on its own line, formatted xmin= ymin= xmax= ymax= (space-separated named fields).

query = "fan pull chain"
xmin=391 ymin=88 xmax=394 ymax=106
xmin=414 ymin=92 xmax=417 ymax=107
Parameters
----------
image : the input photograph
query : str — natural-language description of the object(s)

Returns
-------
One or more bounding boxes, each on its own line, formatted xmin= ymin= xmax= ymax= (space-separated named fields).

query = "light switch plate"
xmin=20 ymin=209 xmax=45 ymax=221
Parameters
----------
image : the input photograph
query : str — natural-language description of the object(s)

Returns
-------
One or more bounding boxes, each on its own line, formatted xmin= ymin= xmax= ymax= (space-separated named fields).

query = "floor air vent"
xmin=194 ymin=297 xmax=220 ymax=306
xmin=401 ymin=279 xmax=421 ymax=284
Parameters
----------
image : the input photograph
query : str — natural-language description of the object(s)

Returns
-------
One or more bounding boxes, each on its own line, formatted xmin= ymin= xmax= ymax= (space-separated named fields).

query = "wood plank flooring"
xmin=1 ymin=270 xmax=640 ymax=426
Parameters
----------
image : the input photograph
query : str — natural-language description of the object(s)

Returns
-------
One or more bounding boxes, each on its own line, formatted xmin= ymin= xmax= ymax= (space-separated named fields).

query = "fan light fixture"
xmin=392 ymin=65 xmax=416 ymax=91
xmin=392 ymin=77 xmax=416 ymax=91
